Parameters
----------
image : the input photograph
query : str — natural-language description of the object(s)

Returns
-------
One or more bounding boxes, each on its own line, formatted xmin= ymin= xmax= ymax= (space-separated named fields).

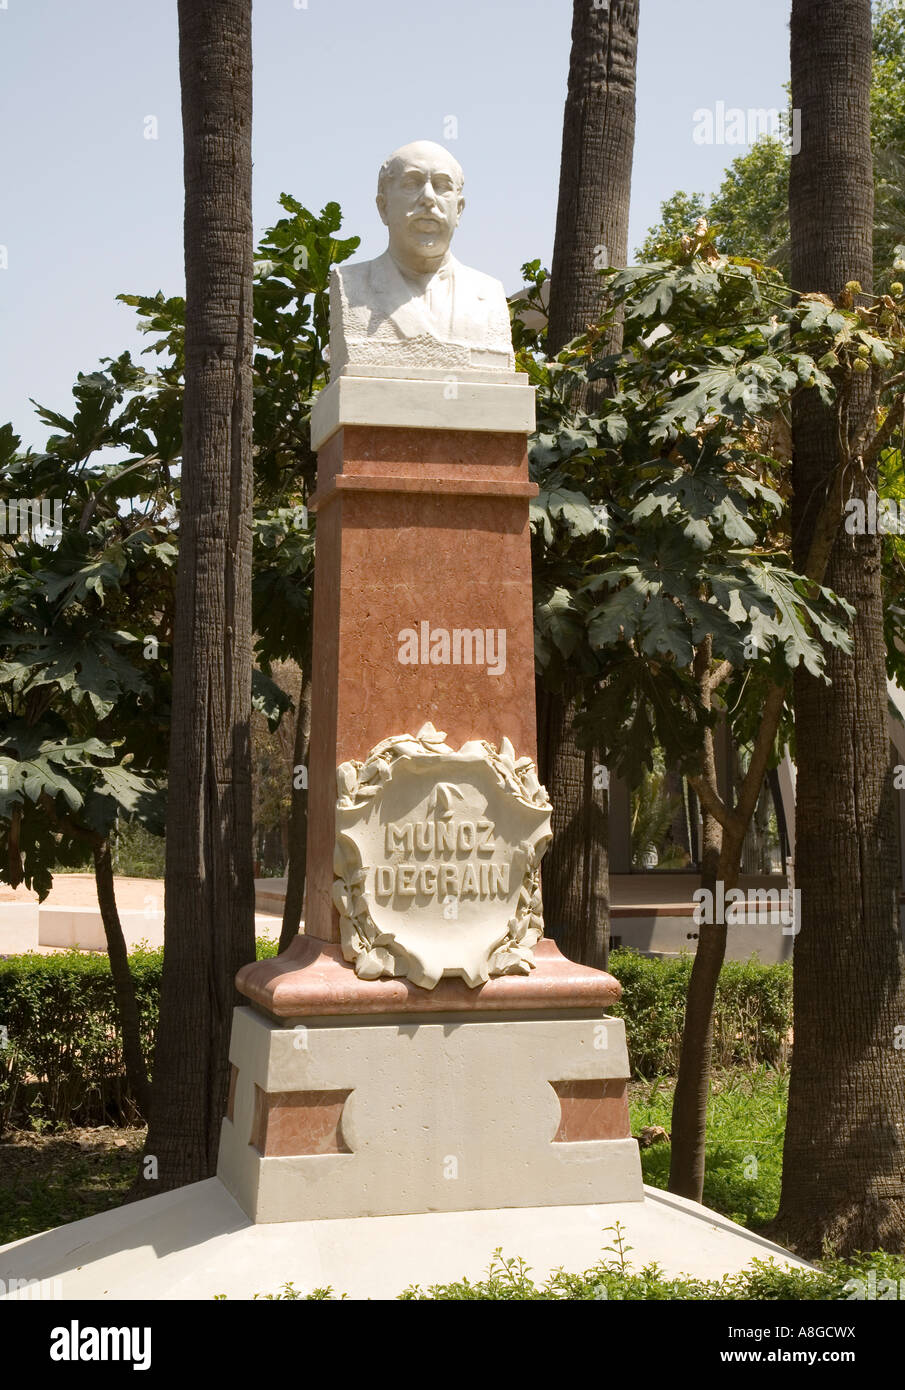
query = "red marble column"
xmin=234 ymin=380 xmax=624 ymax=1021
xmin=304 ymin=424 xmax=538 ymax=944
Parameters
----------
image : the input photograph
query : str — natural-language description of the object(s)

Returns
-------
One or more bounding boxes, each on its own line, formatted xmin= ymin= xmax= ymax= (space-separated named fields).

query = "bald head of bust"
xmin=376 ymin=140 xmax=466 ymax=277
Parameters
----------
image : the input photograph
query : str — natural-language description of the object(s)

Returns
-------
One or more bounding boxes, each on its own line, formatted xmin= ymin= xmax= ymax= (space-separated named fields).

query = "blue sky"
xmin=0 ymin=0 xmax=791 ymax=447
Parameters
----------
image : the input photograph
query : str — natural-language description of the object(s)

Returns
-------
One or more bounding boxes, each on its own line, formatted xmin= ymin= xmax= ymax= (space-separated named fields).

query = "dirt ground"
xmin=0 ymin=1126 xmax=147 ymax=1244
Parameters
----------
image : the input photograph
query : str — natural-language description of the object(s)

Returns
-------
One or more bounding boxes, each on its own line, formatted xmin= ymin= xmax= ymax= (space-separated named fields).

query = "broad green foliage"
xmin=5 ymin=190 xmax=902 ymax=897
xmin=252 ymin=504 xmax=316 ymax=672
xmin=524 ymin=235 xmax=905 ymax=787
xmin=636 ymin=190 xmax=708 ymax=263
xmin=0 ymin=199 xmax=357 ymax=898
xmin=0 ymin=360 xmax=178 ymax=896
xmin=873 ymin=0 xmax=905 ymax=149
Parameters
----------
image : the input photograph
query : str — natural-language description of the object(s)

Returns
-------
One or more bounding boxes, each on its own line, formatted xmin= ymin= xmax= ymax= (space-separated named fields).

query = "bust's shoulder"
xmin=448 ymin=259 xmax=507 ymax=303
xmin=331 ymin=253 xmax=392 ymax=302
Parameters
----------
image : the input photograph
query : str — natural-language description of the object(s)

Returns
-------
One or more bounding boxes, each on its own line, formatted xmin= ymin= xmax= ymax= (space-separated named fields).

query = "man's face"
xmin=378 ymin=150 xmax=464 ymax=265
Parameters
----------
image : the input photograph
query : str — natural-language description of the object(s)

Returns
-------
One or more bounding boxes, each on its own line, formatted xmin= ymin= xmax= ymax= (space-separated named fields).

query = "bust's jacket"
xmin=329 ymin=251 xmax=514 ymax=372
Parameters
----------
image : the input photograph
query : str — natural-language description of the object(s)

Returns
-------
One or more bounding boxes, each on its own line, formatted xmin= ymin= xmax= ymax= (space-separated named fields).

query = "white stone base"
xmin=310 ymin=371 xmax=535 ymax=449
xmin=217 ymin=1005 xmax=644 ymax=1222
xmin=0 ymin=902 xmax=39 ymax=953
xmin=36 ymin=906 xmax=164 ymax=951
xmin=0 ymin=907 xmax=279 ymax=955
xmin=0 ymin=1179 xmax=811 ymax=1301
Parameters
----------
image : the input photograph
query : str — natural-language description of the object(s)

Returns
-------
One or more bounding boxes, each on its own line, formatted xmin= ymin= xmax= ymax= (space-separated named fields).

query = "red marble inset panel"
xmin=552 ymin=1079 xmax=630 ymax=1142
xmin=250 ymin=1086 xmax=353 ymax=1157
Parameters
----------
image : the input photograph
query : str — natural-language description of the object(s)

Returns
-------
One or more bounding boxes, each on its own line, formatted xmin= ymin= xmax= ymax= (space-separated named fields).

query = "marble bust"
xmin=329 ymin=140 xmax=515 ymax=374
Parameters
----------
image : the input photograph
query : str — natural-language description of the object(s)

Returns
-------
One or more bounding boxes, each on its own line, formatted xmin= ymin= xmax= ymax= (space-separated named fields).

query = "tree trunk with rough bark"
xmin=548 ymin=0 xmax=639 ymax=356
xmin=542 ymin=0 xmax=638 ymax=967
xmin=140 ymin=0 xmax=255 ymax=1195
xmin=773 ymin=0 xmax=905 ymax=1257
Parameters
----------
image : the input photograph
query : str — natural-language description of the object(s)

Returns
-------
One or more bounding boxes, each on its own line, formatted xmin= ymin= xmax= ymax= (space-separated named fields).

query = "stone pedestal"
xmin=218 ymin=1003 xmax=641 ymax=1223
xmin=219 ymin=365 xmax=644 ymax=1223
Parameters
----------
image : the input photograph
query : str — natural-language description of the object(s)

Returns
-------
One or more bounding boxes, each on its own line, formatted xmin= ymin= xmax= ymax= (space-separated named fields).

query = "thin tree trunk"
xmin=669 ymin=641 xmax=726 ymax=1200
xmin=93 ymin=839 xmax=152 ymax=1120
xmin=537 ymin=678 xmax=609 ymax=969
xmin=541 ymin=1 xmax=638 ymax=967
xmin=668 ymin=802 xmax=723 ymax=1197
xmin=773 ymin=0 xmax=905 ymax=1257
xmin=279 ymin=670 xmax=312 ymax=952
xmin=140 ymin=0 xmax=255 ymax=1194
xmin=32 ymin=796 xmax=155 ymax=1123
xmin=669 ymin=660 xmax=787 ymax=1200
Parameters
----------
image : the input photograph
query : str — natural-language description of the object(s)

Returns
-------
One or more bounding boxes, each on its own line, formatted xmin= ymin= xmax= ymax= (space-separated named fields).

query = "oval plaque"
xmin=332 ymin=723 xmax=552 ymax=989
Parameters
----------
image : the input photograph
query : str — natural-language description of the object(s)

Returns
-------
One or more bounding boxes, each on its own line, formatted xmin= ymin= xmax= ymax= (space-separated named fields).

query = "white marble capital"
xmin=310 ymin=368 xmax=536 ymax=449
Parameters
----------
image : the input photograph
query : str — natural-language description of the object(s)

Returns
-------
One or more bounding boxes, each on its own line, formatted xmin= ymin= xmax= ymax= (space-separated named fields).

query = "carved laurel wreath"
xmin=332 ymin=722 xmax=552 ymax=984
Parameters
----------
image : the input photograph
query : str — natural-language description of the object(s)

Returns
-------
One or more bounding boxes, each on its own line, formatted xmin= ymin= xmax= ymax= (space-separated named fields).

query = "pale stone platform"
xmin=0 ymin=885 xmax=281 ymax=955
xmin=0 ymin=1179 xmax=809 ymax=1300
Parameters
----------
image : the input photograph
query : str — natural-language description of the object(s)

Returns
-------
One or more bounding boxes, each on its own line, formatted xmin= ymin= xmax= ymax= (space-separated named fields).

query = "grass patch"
xmin=630 ymin=1065 xmax=788 ymax=1229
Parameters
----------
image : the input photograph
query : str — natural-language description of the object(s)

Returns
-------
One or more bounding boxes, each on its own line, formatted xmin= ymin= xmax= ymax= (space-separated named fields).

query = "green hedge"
xmin=0 ymin=940 xmax=791 ymax=1131
xmin=0 ymin=947 xmax=162 ymax=1132
xmin=0 ymin=935 xmax=281 ymax=1132
xmin=609 ymin=948 xmax=793 ymax=1077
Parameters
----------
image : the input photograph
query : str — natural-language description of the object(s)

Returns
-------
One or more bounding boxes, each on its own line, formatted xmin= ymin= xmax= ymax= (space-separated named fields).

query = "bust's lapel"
xmin=366 ymin=251 xmax=434 ymax=339
xmin=448 ymin=259 xmax=488 ymax=342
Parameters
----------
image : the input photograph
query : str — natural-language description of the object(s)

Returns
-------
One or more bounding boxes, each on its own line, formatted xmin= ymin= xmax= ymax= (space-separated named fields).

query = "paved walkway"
xmin=0 ymin=874 xmax=165 ymax=910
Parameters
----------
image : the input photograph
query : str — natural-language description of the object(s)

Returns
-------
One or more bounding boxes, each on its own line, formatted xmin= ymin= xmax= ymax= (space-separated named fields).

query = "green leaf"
xmin=535 ymin=586 xmax=584 ymax=662
xmin=252 ymin=667 xmax=292 ymax=731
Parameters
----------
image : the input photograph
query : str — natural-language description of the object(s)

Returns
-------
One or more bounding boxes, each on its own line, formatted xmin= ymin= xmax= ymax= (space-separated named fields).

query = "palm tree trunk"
xmin=774 ymin=0 xmax=905 ymax=1256
xmin=92 ymin=839 xmax=152 ymax=1120
xmin=140 ymin=0 xmax=255 ymax=1194
xmin=542 ymin=0 xmax=638 ymax=967
xmin=548 ymin=0 xmax=639 ymax=356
